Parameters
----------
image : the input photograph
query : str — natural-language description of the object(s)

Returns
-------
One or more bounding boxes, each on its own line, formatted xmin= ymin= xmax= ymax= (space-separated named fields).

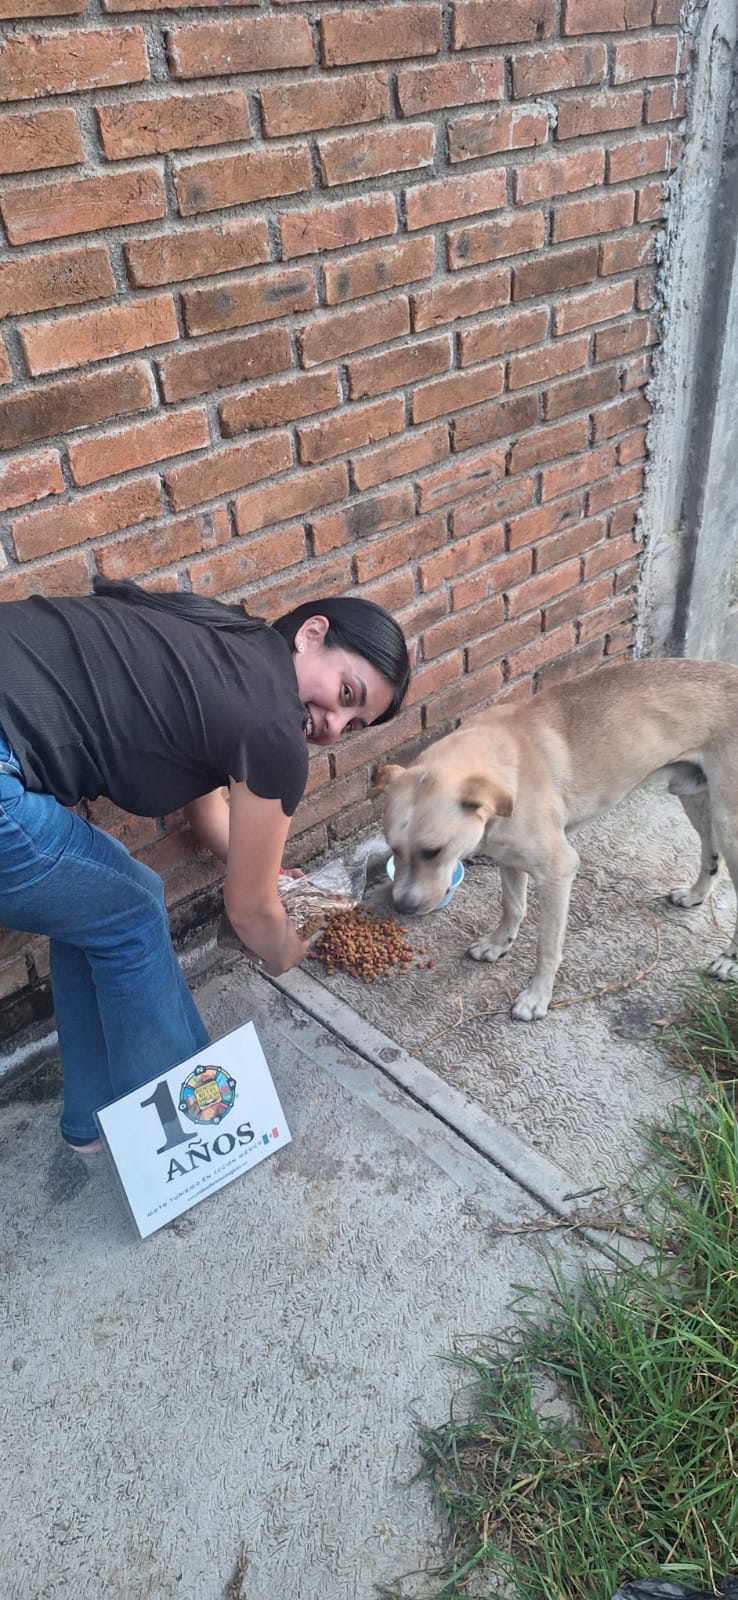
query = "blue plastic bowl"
xmin=386 ymin=855 xmax=465 ymax=911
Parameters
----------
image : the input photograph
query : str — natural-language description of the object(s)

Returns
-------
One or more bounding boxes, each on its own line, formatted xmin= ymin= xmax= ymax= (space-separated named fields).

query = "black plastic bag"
xmin=612 ymin=1580 xmax=738 ymax=1600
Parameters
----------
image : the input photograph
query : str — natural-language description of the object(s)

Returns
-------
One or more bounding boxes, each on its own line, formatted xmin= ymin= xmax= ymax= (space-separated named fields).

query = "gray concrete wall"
xmin=638 ymin=0 xmax=738 ymax=661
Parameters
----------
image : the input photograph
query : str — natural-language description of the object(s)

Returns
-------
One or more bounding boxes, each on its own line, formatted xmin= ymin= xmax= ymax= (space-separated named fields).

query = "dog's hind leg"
xmin=704 ymin=797 xmax=738 ymax=981
xmin=669 ymin=791 xmax=721 ymax=908
xmin=468 ymin=866 xmax=528 ymax=964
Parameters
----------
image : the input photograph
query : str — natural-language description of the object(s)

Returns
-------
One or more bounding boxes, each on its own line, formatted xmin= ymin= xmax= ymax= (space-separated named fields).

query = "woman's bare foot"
xmin=72 ymin=1136 xmax=104 ymax=1155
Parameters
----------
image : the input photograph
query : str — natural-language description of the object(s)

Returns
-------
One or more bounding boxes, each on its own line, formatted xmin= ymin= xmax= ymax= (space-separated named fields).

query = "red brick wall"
xmin=0 ymin=0 xmax=687 ymax=1019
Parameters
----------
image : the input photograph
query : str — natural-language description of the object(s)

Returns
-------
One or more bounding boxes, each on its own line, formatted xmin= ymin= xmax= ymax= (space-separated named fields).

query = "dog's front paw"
xmin=669 ymin=884 xmax=707 ymax=908
xmin=708 ymin=948 xmax=738 ymax=982
xmin=468 ymin=934 xmax=513 ymax=963
xmin=511 ymin=983 xmax=552 ymax=1022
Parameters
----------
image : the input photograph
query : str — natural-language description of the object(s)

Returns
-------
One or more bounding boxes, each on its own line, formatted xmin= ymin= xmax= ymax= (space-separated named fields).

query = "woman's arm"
xmin=184 ymin=786 xmax=231 ymax=863
xmin=221 ymin=780 xmax=311 ymax=976
xmin=186 ymin=785 xmax=307 ymax=877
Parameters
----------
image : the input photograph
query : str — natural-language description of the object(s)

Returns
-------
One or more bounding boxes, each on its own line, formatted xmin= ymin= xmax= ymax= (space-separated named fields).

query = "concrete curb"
xmin=0 ymin=919 xmax=645 ymax=1264
xmin=270 ymin=965 xmax=646 ymax=1265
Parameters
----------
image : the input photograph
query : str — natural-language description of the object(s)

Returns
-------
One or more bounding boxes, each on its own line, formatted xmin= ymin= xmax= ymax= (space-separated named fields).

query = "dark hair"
xmin=92 ymin=578 xmax=410 ymax=725
xmin=92 ymin=575 xmax=262 ymax=632
xmin=270 ymin=597 xmax=410 ymax=724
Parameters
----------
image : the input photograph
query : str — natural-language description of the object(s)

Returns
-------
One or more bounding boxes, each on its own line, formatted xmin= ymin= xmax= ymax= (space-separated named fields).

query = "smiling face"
xmin=293 ymin=615 xmax=393 ymax=745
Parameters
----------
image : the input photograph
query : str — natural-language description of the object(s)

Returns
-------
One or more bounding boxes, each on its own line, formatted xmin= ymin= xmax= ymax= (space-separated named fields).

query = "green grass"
xmin=415 ymin=981 xmax=738 ymax=1600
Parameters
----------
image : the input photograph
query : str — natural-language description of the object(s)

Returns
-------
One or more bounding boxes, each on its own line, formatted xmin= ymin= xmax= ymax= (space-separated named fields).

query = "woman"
xmin=0 ymin=577 xmax=409 ymax=1152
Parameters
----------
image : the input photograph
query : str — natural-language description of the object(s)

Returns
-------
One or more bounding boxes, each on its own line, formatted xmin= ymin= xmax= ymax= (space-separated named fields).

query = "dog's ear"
xmin=370 ymin=762 xmax=405 ymax=798
xmin=459 ymin=776 xmax=513 ymax=819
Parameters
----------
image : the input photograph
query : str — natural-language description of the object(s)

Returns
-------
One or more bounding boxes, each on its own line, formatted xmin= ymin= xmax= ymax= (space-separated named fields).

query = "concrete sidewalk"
xmin=0 ymin=785 xmax=723 ymax=1600
xmin=1 ymin=961 xmax=595 ymax=1600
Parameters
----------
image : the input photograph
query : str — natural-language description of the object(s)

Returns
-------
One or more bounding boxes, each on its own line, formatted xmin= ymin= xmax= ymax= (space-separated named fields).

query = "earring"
xmin=297 ymin=641 xmax=304 ymax=653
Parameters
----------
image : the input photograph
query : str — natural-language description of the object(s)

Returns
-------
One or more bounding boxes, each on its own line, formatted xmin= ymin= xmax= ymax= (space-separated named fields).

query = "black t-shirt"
xmin=0 ymin=593 xmax=308 ymax=817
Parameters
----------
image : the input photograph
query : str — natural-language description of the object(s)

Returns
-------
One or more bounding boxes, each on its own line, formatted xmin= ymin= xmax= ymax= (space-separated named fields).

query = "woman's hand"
xmin=233 ymin=926 xmax=313 ymax=975
xmin=229 ymin=917 xmax=313 ymax=976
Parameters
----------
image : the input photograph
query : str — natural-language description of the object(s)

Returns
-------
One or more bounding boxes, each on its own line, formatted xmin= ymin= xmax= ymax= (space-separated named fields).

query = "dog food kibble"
xmin=309 ymin=907 xmax=425 ymax=980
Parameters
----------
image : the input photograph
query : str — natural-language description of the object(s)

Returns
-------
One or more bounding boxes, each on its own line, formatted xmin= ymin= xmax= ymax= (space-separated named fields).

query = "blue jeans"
xmin=0 ymin=730 xmax=209 ymax=1145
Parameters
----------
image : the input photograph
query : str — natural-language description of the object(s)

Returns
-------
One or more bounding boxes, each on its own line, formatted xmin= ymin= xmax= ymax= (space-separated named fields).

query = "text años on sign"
xmin=166 ymin=1122 xmax=256 ymax=1183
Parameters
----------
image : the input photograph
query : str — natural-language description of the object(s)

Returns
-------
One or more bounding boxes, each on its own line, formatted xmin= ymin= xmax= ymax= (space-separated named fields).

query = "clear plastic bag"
xmin=217 ymin=856 xmax=367 ymax=954
xmin=276 ymin=857 xmax=367 ymax=934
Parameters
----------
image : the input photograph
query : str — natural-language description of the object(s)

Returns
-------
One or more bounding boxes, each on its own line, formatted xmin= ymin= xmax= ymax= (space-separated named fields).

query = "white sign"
xmin=96 ymin=1021 xmax=291 ymax=1239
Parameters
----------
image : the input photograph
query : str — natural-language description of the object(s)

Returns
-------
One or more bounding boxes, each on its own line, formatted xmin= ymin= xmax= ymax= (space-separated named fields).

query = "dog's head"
xmin=374 ymin=759 xmax=512 ymax=914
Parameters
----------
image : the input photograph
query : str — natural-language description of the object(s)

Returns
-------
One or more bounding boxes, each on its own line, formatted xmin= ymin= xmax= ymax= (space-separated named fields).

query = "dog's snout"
xmin=391 ymin=886 xmax=422 ymax=914
xmin=392 ymin=880 xmax=444 ymax=915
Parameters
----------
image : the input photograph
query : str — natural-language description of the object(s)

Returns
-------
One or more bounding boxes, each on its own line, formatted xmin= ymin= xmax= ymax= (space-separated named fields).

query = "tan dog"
xmin=376 ymin=659 xmax=738 ymax=1021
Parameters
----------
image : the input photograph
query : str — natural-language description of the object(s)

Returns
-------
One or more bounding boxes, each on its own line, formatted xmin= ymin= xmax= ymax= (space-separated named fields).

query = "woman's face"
xmin=292 ymin=615 xmax=394 ymax=745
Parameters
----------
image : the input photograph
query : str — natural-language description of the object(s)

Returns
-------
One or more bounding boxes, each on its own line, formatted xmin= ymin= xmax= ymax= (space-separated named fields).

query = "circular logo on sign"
xmin=179 ymin=1065 xmax=237 ymax=1126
